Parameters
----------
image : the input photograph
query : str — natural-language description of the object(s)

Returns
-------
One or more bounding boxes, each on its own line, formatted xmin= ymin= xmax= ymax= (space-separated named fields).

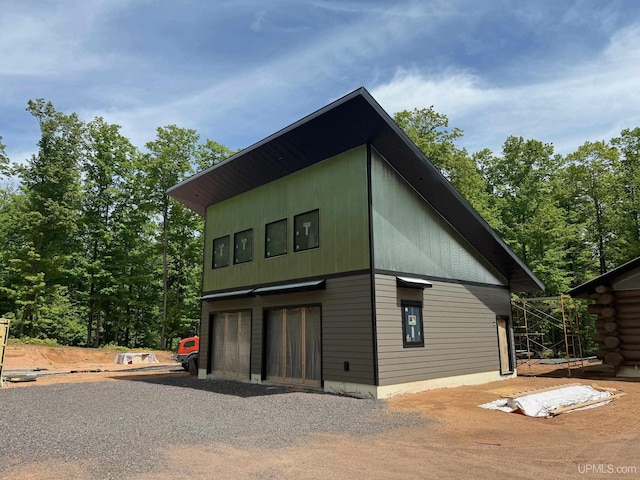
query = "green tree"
xmin=394 ymin=108 xmax=498 ymax=227
xmin=8 ymin=100 xmax=84 ymax=336
xmin=563 ymin=141 xmax=620 ymax=276
xmin=394 ymin=107 xmax=463 ymax=176
xmin=482 ymin=137 xmax=570 ymax=293
xmin=0 ymin=135 xmax=10 ymax=177
xmin=81 ymin=118 xmax=139 ymax=346
xmin=612 ymin=128 xmax=640 ymax=261
xmin=144 ymin=125 xmax=200 ymax=348
xmin=196 ymin=139 xmax=236 ymax=170
xmin=108 ymin=161 xmax=162 ymax=347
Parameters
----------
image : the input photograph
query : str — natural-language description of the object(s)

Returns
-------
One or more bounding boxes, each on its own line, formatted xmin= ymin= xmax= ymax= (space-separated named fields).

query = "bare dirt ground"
xmin=2 ymin=343 xmax=179 ymax=386
xmin=2 ymin=346 xmax=639 ymax=479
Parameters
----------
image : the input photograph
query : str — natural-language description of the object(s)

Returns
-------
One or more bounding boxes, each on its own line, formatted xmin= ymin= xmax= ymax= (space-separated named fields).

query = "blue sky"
xmin=2 ymin=0 xmax=640 ymax=168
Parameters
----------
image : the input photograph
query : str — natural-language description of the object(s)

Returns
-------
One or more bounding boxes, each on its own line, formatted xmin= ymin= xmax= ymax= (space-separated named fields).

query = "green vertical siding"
xmin=371 ymin=148 xmax=506 ymax=285
xmin=202 ymin=146 xmax=370 ymax=292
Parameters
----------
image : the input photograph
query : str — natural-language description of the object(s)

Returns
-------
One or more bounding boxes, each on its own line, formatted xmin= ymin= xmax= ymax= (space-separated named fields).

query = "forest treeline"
xmin=0 ymin=99 xmax=639 ymax=349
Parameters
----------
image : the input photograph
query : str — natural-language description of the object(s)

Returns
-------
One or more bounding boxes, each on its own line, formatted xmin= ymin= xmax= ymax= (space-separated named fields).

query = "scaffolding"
xmin=512 ymin=295 xmax=585 ymax=377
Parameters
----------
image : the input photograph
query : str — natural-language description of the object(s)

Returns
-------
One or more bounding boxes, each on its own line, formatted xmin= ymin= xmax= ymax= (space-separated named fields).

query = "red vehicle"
xmin=176 ymin=336 xmax=199 ymax=372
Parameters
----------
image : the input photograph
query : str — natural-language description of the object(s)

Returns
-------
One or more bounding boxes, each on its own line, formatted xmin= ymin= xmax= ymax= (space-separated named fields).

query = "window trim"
xmin=265 ymin=218 xmax=288 ymax=258
xmin=293 ymin=209 xmax=320 ymax=253
xmin=401 ymin=301 xmax=424 ymax=348
xmin=233 ymin=229 xmax=254 ymax=265
xmin=212 ymin=235 xmax=230 ymax=269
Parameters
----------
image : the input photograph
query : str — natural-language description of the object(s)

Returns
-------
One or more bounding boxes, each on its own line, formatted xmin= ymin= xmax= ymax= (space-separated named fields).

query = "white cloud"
xmin=0 ymin=2 xmax=124 ymax=76
xmin=371 ymin=69 xmax=497 ymax=116
xmin=8 ymin=0 xmax=636 ymax=164
xmin=250 ymin=10 xmax=268 ymax=31
xmin=75 ymin=1 xmax=441 ymax=149
xmin=311 ymin=0 xmax=448 ymax=19
xmin=372 ymin=24 xmax=640 ymax=155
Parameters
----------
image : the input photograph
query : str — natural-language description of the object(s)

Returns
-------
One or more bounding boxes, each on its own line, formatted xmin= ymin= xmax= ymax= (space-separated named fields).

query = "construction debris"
xmin=114 ymin=352 xmax=159 ymax=364
xmin=479 ymin=384 xmax=624 ymax=417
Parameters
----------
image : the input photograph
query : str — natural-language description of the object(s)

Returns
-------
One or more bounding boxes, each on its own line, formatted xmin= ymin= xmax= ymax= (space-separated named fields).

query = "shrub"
xmin=7 ymin=336 xmax=60 ymax=346
xmin=102 ymin=343 xmax=129 ymax=352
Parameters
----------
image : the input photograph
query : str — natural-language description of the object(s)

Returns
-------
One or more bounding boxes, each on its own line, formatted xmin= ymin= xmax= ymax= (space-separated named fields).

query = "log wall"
xmin=589 ymin=286 xmax=640 ymax=368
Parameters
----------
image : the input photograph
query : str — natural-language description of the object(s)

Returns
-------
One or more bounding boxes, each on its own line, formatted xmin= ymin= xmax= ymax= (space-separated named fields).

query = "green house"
xmin=168 ymin=87 xmax=543 ymax=398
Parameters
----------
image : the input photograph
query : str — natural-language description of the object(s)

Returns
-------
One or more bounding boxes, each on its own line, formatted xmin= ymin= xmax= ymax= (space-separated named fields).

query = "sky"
xmin=2 ymin=0 xmax=640 ymax=168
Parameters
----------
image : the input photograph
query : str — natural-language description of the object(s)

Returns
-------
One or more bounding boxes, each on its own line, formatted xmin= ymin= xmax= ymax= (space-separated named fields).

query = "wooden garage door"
xmin=265 ymin=306 xmax=321 ymax=386
xmin=210 ymin=311 xmax=251 ymax=379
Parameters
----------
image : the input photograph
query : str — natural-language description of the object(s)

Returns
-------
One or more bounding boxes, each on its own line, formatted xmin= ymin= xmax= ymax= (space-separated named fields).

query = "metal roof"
xmin=167 ymin=87 xmax=544 ymax=293
xmin=396 ymin=276 xmax=433 ymax=289
xmin=568 ymin=256 xmax=640 ymax=298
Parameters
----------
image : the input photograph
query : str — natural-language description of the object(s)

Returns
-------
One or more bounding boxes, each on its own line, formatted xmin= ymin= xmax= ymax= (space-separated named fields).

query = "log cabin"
xmin=569 ymin=256 xmax=640 ymax=377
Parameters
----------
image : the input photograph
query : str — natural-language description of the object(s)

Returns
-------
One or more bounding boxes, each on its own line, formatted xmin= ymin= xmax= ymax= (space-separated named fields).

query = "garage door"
xmin=210 ymin=311 xmax=251 ymax=379
xmin=265 ymin=306 xmax=321 ymax=386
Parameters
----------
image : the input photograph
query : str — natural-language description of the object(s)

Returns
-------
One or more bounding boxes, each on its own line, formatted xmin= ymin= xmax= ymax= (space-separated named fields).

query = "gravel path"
xmin=0 ymin=374 xmax=425 ymax=479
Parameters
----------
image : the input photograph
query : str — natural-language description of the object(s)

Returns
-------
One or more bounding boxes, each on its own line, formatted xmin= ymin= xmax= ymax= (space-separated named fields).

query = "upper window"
xmin=402 ymin=302 xmax=424 ymax=348
xmin=212 ymin=235 xmax=230 ymax=269
xmin=294 ymin=209 xmax=319 ymax=252
xmin=234 ymin=229 xmax=253 ymax=264
xmin=265 ymin=219 xmax=287 ymax=258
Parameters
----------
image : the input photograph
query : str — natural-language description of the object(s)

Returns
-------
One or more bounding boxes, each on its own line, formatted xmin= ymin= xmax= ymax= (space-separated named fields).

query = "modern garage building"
xmin=167 ymin=87 xmax=543 ymax=398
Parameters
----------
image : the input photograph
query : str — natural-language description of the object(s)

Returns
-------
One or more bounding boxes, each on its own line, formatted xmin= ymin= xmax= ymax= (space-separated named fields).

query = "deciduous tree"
xmin=144 ymin=125 xmax=200 ymax=348
xmin=482 ymin=137 xmax=571 ymax=293
xmin=8 ymin=99 xmax=84 ymax=338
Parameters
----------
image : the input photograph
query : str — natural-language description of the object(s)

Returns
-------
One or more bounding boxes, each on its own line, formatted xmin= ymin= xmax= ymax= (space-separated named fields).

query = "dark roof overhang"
xmin=569 ymin=256 xmax=640 ymax=298
xmin=396 ymin=276 xmax=433 ymax=289
xmin=201 ymin=289 xmax=254 ymax=301
xmin=253 ymin=279 xmax=326 ymax=296
xmin=168 ymin=87 xmax=544 ymax=293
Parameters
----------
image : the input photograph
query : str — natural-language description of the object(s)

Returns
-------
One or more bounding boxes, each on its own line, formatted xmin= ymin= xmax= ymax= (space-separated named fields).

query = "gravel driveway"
xmin=0 ymin=374 xmax=423 ymax=479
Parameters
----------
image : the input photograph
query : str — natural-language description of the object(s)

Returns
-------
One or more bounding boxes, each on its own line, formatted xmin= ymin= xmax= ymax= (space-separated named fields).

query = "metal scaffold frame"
xmin=512 ymin=295 xmax=585 ymax=377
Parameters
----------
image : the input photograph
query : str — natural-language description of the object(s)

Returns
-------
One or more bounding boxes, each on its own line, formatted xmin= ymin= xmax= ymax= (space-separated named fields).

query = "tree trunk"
xmin=87 ymin=239 xmax=99 ymax=346
xmin=161 ymin=200 xmax=169 ymax=348
xmin=94 ymin=311 xmax=101 ymax=348
xmin=595 ymin=199 xmax=607 ymax=274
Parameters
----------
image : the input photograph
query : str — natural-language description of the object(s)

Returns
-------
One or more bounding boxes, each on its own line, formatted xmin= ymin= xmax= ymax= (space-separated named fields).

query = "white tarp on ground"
xmin=479 ymin=385 xmax=613 ymax=417
xmin=114 ymin=352 xmax=159 ymax=365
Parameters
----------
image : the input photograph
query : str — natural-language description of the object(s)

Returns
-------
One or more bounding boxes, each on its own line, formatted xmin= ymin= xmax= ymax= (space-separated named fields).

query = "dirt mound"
xmin=3 ymin=343 xmax=175 ymax=370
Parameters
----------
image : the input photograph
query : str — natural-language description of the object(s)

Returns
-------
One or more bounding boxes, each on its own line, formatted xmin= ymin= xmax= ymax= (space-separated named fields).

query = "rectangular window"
xmin=234 ymin=229 xmax=253 ymax=264
xmin=265 ymin=219 xmax=287 ymax=258
xmin=402 ymin=302 xmax=424 ymax=347
xmin=294 ymin=209 xmax=319 ymax=252
xmin=212 ymin=235 xmax=230 ymax=269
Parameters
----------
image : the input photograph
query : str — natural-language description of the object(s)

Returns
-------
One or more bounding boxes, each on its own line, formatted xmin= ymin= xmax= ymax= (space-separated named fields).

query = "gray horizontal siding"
xmin=374 ymin=273 xmax=511 ymax=386
xmin=200 ymin=273 xmax=375 ymax=385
